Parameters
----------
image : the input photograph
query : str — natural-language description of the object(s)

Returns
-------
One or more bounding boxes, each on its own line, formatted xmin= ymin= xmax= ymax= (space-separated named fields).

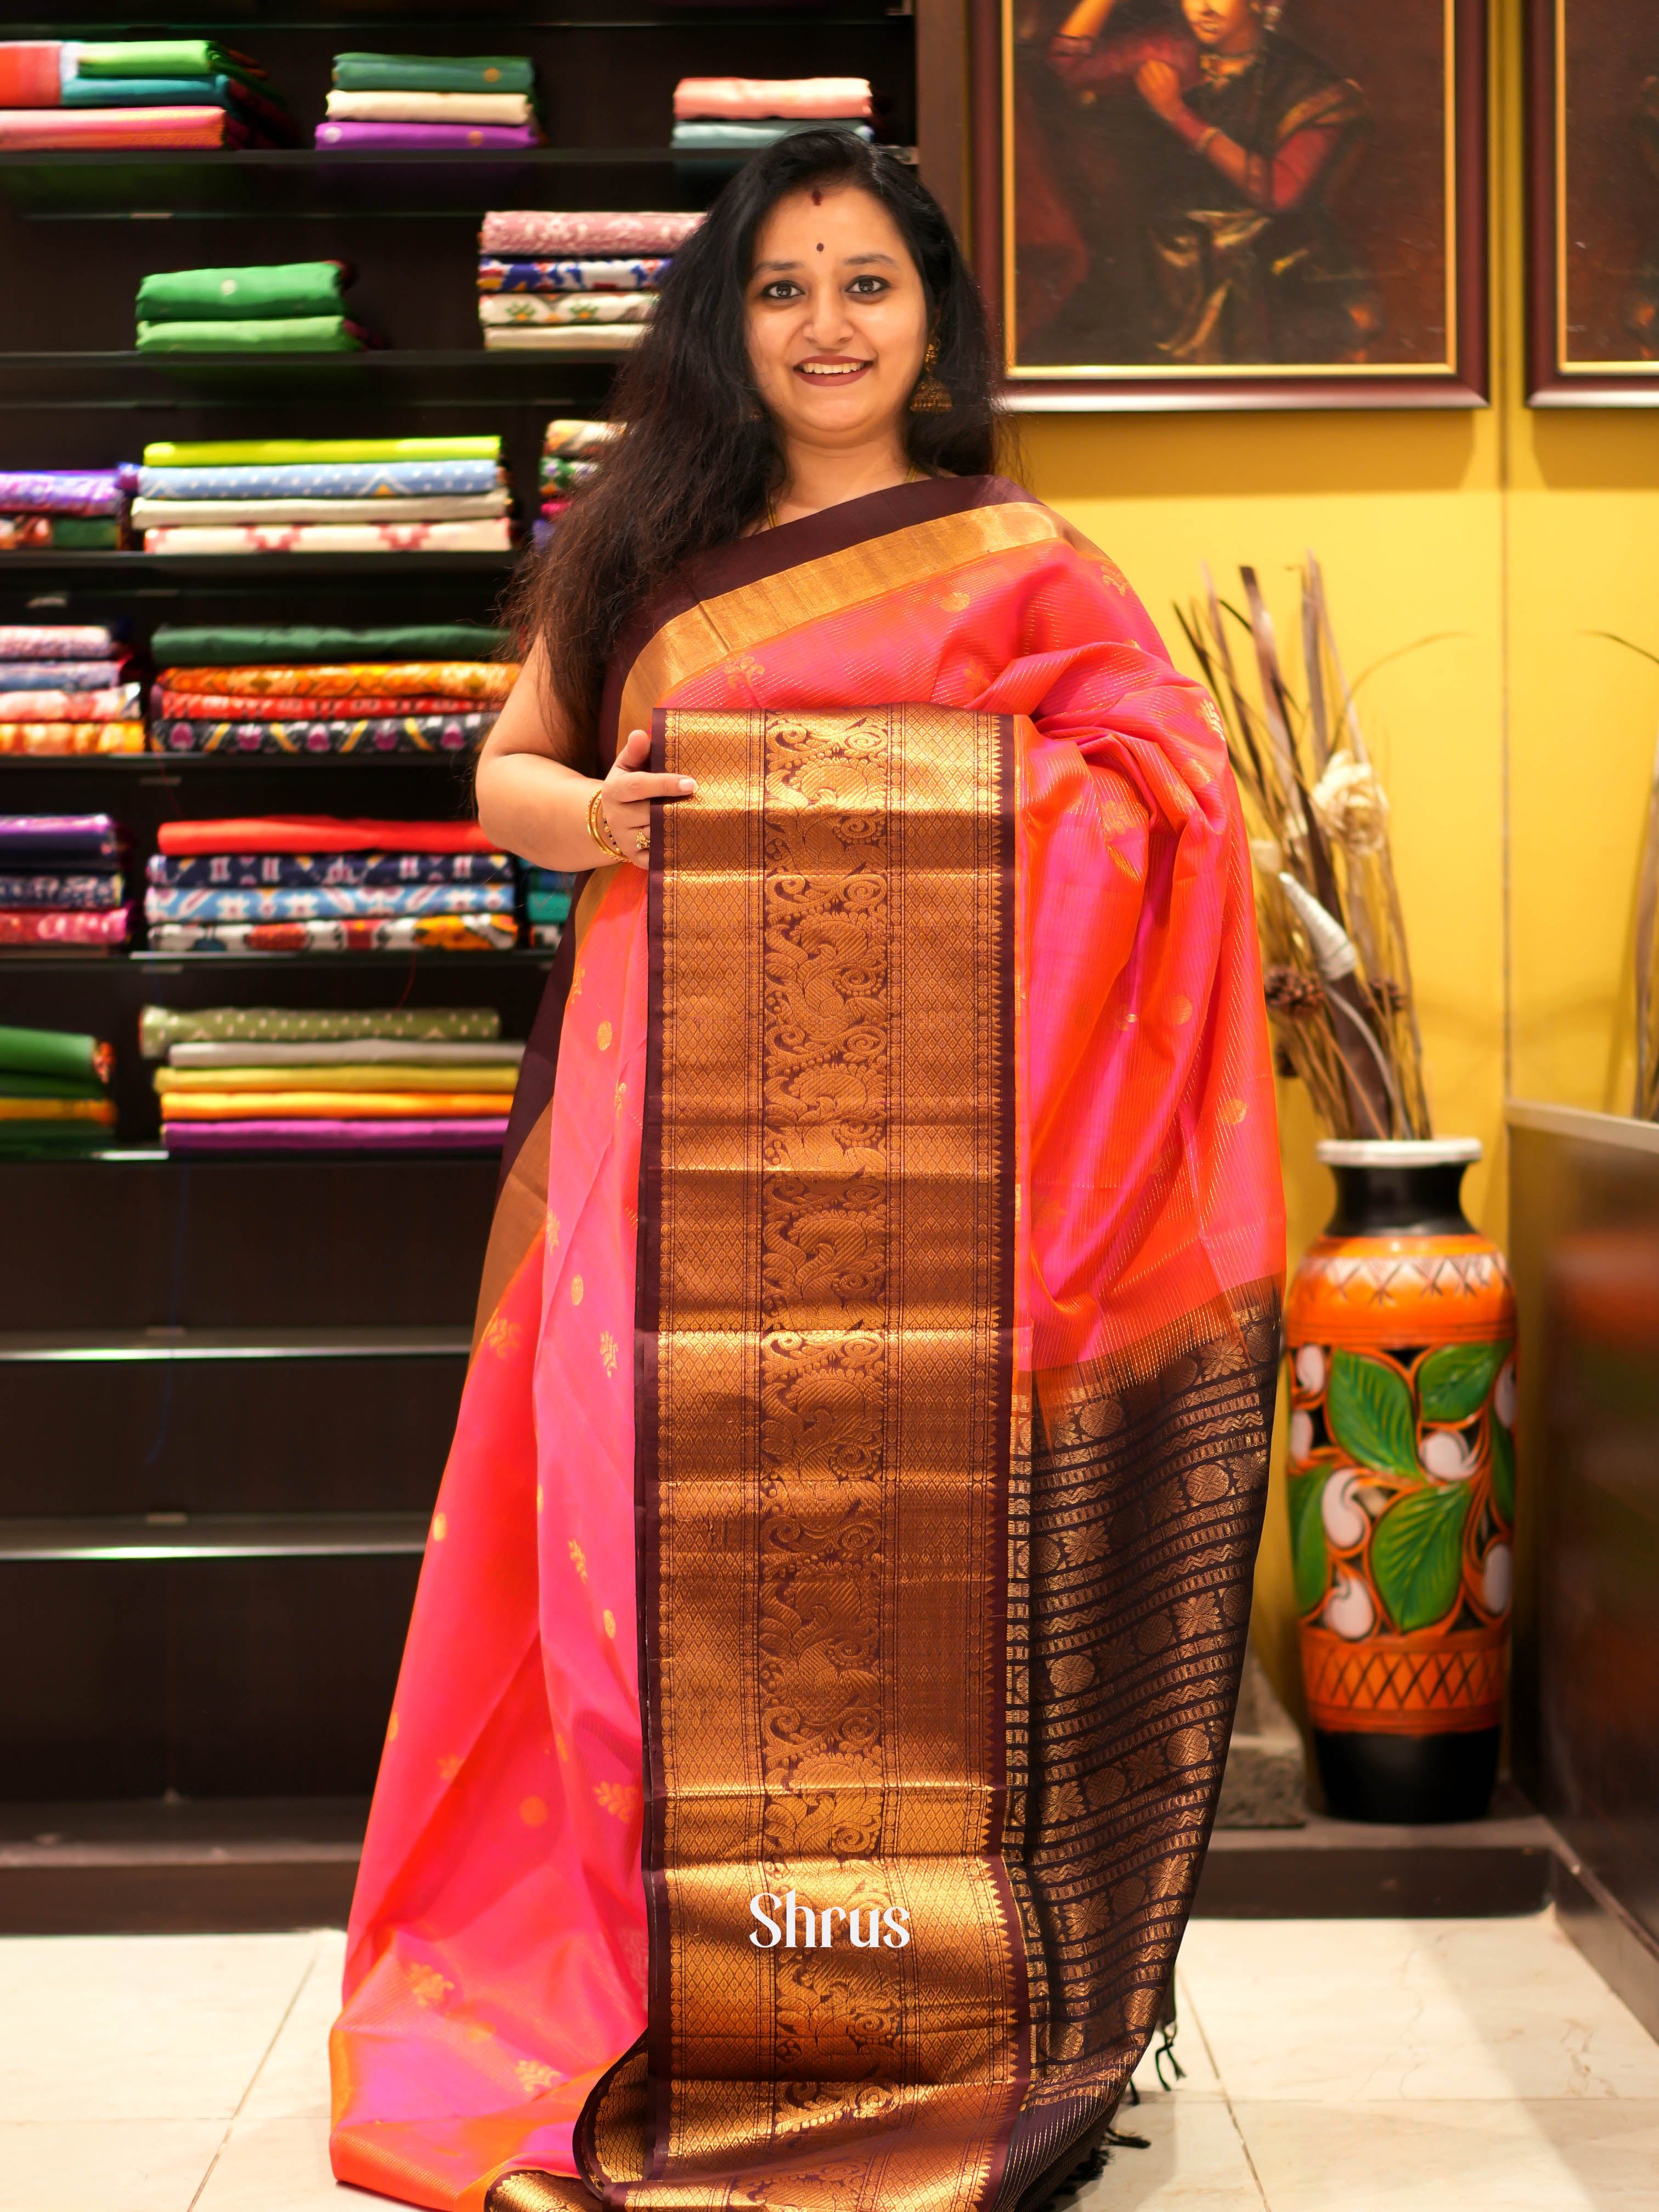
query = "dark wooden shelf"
xmin=0 ymin=1513 xmax=428 ymax=1561
xmin=0 ymin=349 xmax=629 ymax=408
xmin=0 ymin=1327 xmax=469 ymax=1361
xmin=0 ymin=550 xmax=516 ymax=582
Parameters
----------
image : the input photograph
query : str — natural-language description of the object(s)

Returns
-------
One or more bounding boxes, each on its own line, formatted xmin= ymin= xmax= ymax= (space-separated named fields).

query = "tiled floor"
xmin=2 ymin=1911 xmax=1656 ymax=2210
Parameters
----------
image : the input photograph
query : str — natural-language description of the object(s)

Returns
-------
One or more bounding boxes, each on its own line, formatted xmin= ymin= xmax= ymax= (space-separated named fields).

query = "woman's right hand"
xmin=596 ymin=726 xmax=697 ymax=870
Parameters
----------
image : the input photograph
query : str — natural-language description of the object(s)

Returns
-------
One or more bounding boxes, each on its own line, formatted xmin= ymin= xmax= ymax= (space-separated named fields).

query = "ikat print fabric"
xmin=0 ymin=627 xmax=122 ymax=659
xmin=152 ymin=714 xmax=496 ymax=754
xmin=479 ymin=210 xmax=702 ymax=255
xmin=0 ymin=661 xmax=126 ymax=692
xmin=142 ymin=521 xmax=511 ymax=553
xmin=0 ymin=470 xmax=127 ymax=515
xmin=145 ymin=881 xmax=513 ymax=922
xmin=149 ymin=849 xmax=512 ymax=888
xmin=158 ymin=661 xmax=516 ymax=699
xmin=0 ymin=813 xmax=121 ymax=855
xmin=478 ymin=259 xmax=670 ymax=293
xmin=138 ymin=460 xmax=503 ymax=499
xmin=480 ymin=295 xmax=653 ymax=327
xmin=148 ymin=914 xmax=517 ymax=953
xmin=0 ymin=812 xmax=130 ymax=951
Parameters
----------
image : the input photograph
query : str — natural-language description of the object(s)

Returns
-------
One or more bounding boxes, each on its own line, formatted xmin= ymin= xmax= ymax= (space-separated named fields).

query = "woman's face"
xmin=1182 ymin=0 xmax=1263 ymax=53
xmin=746 ymin=183 xmax=929 ymax=452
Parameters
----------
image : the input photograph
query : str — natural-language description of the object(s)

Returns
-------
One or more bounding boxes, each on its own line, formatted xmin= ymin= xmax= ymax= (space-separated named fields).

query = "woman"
xmin=1045 ymin=0 xmax=1375 ymax=364
xmin=330 ymin=131 xmax=1284 ymax=2212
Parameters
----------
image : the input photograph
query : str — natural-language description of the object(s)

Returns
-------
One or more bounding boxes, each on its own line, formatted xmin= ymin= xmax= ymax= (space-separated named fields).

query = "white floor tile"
xmin=1233 ymin=2097 xmax=1659 ymax=2211
xmin=1074 ymin=2098 xmax=1266 ymax=2209
xmin=0 ymin=2118 xmax=225 ymax=2212
xmin=1131 ymin=1972 xmax=1227 ymax=2099
xmin=0 ymin=1932 xmax=317 ymax=2124
xmin=240 ymin=1933 xmax=346 ymax=2120
xmin=194 ymin=2112 xmax=365 ymax=2210
xmin=1176 ymin=1914 xmax=1659 ymax=2103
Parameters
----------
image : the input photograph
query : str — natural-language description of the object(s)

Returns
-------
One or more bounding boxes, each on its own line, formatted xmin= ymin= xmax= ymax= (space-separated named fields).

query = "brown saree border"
xmin=600 ymin=703 xmax=1025 ymax=2211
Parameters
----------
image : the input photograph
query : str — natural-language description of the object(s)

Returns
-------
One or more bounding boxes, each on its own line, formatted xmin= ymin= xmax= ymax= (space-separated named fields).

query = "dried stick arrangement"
xmin=1635 ymin=721 xmax=1659 ymax=1121
xmin=1178 ymin=557 xmax=1431 ymax=1142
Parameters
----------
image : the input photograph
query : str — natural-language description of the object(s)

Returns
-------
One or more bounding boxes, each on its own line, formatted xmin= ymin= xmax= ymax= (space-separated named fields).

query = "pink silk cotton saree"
xmin=330 ymin=475 xmax=1285 ymax=2212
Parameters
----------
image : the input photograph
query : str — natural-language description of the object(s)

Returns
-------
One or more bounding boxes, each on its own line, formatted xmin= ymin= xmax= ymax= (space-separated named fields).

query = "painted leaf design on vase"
xmin=1417 ymin=1339 xmax=1513 ymax=1425
xmin=1288 ymin=1467 xmax=1329 ymax=1613
xmin=1325 ymin=1349 xmax=1417 ymax=1479
xmin=1370 ymin=1480 xmax=1474 ymax=1632
xmin=1489 ymin=1412 xmax=1516 ymax=1525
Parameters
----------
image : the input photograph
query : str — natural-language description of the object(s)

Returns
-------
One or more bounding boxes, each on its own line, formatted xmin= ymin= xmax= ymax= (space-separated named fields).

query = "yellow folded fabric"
xmin=0 ymin=1097 xmax=116 ymax=1123
xmin=0 ymin=723 xmax=145 ymax=754
xmin=162 ymin=1090 xmax=511 ymax=1119
xmin=155 ymin=1064 xmax=519 ymax=1095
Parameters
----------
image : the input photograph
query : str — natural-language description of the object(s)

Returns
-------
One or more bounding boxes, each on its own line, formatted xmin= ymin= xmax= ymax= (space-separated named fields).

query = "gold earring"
xmin=909 ymin=338 xmax=951 ymax=414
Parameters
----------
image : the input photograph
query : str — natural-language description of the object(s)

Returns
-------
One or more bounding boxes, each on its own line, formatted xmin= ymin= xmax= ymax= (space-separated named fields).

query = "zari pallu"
xmin=330 ymin=475 xmax=1284 ymax=2212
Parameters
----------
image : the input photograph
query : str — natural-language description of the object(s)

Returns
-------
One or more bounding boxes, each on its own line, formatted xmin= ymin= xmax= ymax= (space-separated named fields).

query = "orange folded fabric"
xmin=0 ymin=723 xmax=145 ymax=754
xmin=159 ymin=662 xmax=518 ymax=700
xmin=156 ymin=816 xmax=496 ymax=854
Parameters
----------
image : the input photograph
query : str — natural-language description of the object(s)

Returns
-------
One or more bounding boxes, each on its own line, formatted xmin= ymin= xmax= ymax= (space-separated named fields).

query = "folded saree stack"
xmin=671 ymin=76 xmax=876 ymax=151
xmin=0 ymin=624 xmax=143 ymax=754
xmin=135 ymin=435 xmax=512 ymax=556
xmin=318 ymin=51 xmax=543 ymax=151
xmin=135 ymin=260 xmax=374 ymax=358
xmin=0 ymin=811 xmax=129 ymax=949
xmin=146 ymin=817 xmax=518 ymax=953
xmin=536 ymin=417 xmax=618 ymax=542
xmin=146 ymin=623 xmax=515 ymax=753
xmin=0 ymin=37 xmax=295 ymax=150
xmin=0 ymin=1021 xmax=116 ymax=1153
xmin=0 ymin=467 xmax=132 ymax=553
xmin=523 ymin=866 xmax=573 ymax=947
xmin=477 ymin=210 xmax=701 ymax=351
xmin=143 ymin=1002 xmax=520 ymax=1154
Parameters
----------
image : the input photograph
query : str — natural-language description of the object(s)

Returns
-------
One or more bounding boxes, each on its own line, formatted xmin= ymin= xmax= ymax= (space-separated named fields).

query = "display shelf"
xmin=0 ymin=1327 xmax=469 ymax=1361
xmin=0 ymin=551 xmax=517 ymax=584
xmin=0 ymin=1513 xmax=428 ymax=1561
xmin=0 ymin=349 xmax=627 ymax=409
xmin=0 ymin=145 xmax=743 ymax=221
xmin=1 ymin=751 xmax=496 ymax=768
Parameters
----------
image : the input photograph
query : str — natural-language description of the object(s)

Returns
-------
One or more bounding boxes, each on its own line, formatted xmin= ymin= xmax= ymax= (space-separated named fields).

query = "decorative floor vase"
xmin=1284 ymin=1139 xmax=1516 ymax=1824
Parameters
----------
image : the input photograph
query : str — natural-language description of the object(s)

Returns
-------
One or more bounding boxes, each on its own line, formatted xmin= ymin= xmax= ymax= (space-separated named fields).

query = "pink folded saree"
xmin=672 ymin=75 xmax=874 ymax=120
xmin=0 ymin=105 xmax=242 ymax=148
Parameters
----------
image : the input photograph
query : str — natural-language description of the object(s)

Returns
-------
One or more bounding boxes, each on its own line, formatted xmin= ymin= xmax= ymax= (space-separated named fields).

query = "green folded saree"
xmin=137 ymin=316 xmax=363 ymax=355
xmin=143 ymin=436 xmax=500 ymax=468
xmin=73 ymin=40 xmax=259 ymax=81
xmin=136 ymin=263 xmax=348 ymax=324
xmin=149 ymin=624 xmax=511 ymax=666
xmin=331 ymin=52 xmax=535 ymax=94
xmin=140 ymin=1005 xmax=503 ymax=1057
xmin=0 ymin=1071 xmax=108 ymax=1101
xmin=0 ymin=1025 xmax=109 ymax=1084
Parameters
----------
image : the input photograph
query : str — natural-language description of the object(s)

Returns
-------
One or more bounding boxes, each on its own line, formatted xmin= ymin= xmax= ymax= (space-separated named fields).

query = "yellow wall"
xmin=1018 ymin=0 xmax=1653 ymax=1723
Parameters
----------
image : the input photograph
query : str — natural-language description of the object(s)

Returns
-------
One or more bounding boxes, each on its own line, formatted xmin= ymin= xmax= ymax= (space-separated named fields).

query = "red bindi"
xmin=816 ymin=241 xmax=824 ymax=252
xmin=810 ymin=188 xmax=822 ymax=205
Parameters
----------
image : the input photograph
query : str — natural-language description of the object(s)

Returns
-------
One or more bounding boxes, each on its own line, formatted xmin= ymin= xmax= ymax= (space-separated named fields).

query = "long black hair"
xmin=512 ymin=130 xmax=1008 ymax=768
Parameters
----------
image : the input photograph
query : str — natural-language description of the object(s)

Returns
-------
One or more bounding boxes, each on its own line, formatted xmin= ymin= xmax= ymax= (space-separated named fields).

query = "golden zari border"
xmin=581 ymin=706 xmax=1025 ymax=2212
xmin=616 ymin=502 xmax=1063 ymax=741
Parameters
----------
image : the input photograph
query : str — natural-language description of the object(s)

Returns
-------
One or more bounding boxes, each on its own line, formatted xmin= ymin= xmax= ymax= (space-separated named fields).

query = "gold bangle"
xmin=586 ymin=785 xmax=622 ymax=861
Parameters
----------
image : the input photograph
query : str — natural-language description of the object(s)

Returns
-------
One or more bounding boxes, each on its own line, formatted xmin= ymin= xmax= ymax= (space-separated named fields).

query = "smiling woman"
xmin=328 ymin=128 xmax=1286 ymax=2212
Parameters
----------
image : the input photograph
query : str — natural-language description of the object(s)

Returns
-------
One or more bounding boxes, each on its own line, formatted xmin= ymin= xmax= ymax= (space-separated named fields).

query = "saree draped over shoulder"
xmin=330 ymin=477 xmax=1285 ymax=2212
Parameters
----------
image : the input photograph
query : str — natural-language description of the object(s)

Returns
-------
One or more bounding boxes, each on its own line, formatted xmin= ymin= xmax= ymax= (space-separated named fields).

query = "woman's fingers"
xmin=611 ymin=772 xmax=696 ymax=802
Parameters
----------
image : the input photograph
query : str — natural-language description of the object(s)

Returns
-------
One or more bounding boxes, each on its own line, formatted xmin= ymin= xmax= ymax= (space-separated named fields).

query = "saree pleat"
xmin=331 ymin=477 xmax=1284 ymax=2212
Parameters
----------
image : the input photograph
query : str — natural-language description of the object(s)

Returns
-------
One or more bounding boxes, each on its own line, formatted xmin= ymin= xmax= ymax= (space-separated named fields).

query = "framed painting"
xmin=970 ymin=0 xmax=1489 ymax=408
xmin=1526 ymin=0 xmax=1659 ymax=403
